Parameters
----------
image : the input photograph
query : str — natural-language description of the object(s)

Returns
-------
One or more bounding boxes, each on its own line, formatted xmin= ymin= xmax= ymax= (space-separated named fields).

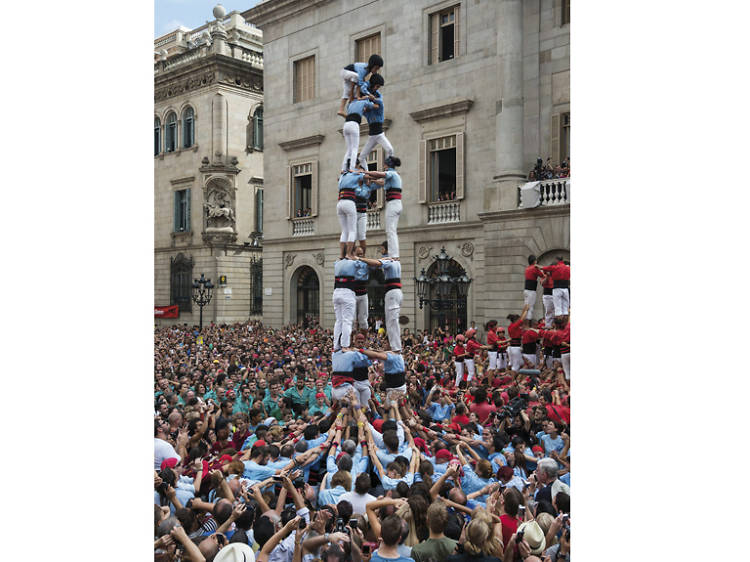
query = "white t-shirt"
xmin=339 ymin=491 xmax=377 ymax=516
xmin=154 ymin=437 xmax=181 ymax=470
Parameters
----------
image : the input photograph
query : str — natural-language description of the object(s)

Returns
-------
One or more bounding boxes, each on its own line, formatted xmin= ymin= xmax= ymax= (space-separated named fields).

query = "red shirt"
xmin=466 ymin=339 xmax=483 ymax=355
xmin=452 ymin=414 xmax=470 ymax=426
xmin=453 ymin=344 xmax=467 ymax=360
xmin=500 ymin=514 xmax=521 ymax=546
xmin=470 ymin=401 xmax=497 ymax=424
xmin=546 ymin=404 xmax=571 ymax=425
xmin=542 ymin=261 xmax=570 ymax=281
xmin=487 ymin=330 xmax=498 ymax=347
xmin=507 ymin=319 xmax=524 ymax=340
xmin=524 ymin=265 xmax=545 ymax=281
xmin=542 ymin=275 xmax=554 ymax=289
xmin=521 ymin=330 xmax=539 ymax=344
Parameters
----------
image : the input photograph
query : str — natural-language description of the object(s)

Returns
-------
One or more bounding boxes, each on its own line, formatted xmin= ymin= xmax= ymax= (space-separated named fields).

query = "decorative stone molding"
xmin=460 ymin=241 xmax=475 ymax=259
xmin=312 ymin=252 xmax=325 ymax=266
xmin=285 ymin=254 xmax=297 ymax=268
xmin=409 ymin=98 xmax=473 ymax=123
xmin=170 ymin=176 xmax=195 ymax=186
xmin=155 ymin=71 xmax=215 ymax=102
xmin=418 ymin=246 xmax=432 ymax=261
xmin=279 ymin=135 xmax=325 ymax=152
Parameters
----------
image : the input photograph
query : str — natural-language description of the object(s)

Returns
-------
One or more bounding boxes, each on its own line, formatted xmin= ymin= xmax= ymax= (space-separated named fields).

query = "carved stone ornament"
xmin=460 ymin=241 xmax=475 ymax=258
xmin=312 ymin=252 xmax=325 ymax=266
xmin=285 ymin=254 xmax=296 ymax=268
xmin=418 ymin=246 xmax=432 ymax=260
xmin=202 ymin=178 xmax=237 ymax=245
xmin=154 ymin=71 xmax=215 ymax=102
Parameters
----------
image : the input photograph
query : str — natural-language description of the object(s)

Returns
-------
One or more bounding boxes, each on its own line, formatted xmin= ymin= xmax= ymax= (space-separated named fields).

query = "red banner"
xmin=155 ymin=305 xmax=179 ymax=318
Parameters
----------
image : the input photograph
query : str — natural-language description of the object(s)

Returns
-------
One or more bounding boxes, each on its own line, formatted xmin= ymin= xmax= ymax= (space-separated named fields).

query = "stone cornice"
xmin=409 ymin=98 xmax=474 ymax=123
xmin=478 ymin=205 xmax=570 ymax=222
xmin=337 ymin=119 xmax=392 ymax=136
xmin=154 ymin=54 xmax=263 ymax=103
xmin=242 ymin=0 xmax=333 ymax=29
xmin=279 ymin=134 xmax=325 ymax=151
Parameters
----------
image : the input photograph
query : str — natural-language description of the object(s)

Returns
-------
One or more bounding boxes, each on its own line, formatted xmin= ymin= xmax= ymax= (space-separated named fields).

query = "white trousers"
xmin=488 ymin=351 xmax=498 ymax=370
xmin=358 ymin=133 xmax=394 ymax=167
xmin=384 ymin=199 xmax=402 ymax=258
xmin=384 ymin=289 xmax=402 ymax=351
xmin=465 ymin=358 xmax=475 ymax=381
xmin=353 ymin=379 xmax=372 ymax=408
xmin=552 ymin=288 xmax=570 ymax=316
xmin=561 ymin=352 xmax=571 ymax=380
xmin=454 ymin=361 xmax=465 ymax=386
xmin=543 ymin=295 xmax=555 ymax=328
xmin=497 ymin=351 xmax=507 ymax=370
xmin=332 ymin=383 xmax=353 ymax=401
xmin=356 ymin=212 xmax=367 ymax=242
xmin=356 ymin=293 xmax=369 ymax=330
xmin=524 ymin=289 xmax=537 ymax=321
xmin=337 ymin=199 xmax=357 ymax=243
xmin=508 ymin=347 xmax=523 ymax=371
xmin=340 ymin=68 xmax=359 ymax=99
xmin=522 ymin=353 xmax=538 ymax=367
xmin=342 ymin=121 xmax=360 ymax=171
xmin=333 ymin=288 xmax=356 ymax=350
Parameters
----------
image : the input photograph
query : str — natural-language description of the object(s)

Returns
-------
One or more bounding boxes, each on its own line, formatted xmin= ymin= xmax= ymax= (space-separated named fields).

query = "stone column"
xmin=211 ymin=93 xmax=228 ymax=164
xmin=490 ymin=0 xmax=525 ymax=211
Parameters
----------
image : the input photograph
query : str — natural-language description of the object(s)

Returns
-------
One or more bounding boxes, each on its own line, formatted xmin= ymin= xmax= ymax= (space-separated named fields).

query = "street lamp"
xmin=192 ymin=273 xmax=214 ymax=332
xmin=414 ymin=246 xmax=472 ymax=331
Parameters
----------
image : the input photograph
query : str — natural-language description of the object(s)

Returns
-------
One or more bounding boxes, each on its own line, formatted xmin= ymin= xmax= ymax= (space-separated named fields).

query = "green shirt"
xmin=410 ymin=537 xmax=458 ymax=562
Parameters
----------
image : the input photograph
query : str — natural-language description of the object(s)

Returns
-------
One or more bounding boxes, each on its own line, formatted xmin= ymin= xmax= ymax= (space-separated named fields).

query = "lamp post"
xmin=192 ymin=273 xmax=214 ymax=332
xmin=415 ymin=247 xmax=472 ymax=331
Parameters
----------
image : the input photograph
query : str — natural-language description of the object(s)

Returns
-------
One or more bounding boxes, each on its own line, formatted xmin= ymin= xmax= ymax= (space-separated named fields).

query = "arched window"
xmin=426 ymin=258 xmax=468 ymax=333
xmin=165 ymin=112 xmax=177 ymax=152
xmin=252 ymin=106 xmax=263 ymax=150
xmin=170 ymin=253 xmax=193 ymax=313
xmin=182 ymin=106 xmax=194 ymax=148
xmin=154 ymin=116 xmax=161 ymax=155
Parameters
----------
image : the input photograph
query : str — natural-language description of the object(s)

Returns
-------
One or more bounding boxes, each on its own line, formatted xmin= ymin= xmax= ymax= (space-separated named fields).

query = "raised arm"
xmin=257 ymin=516 xmax=302 ymax=562
xmin=365 ymin=497 xmax=406 ymax=539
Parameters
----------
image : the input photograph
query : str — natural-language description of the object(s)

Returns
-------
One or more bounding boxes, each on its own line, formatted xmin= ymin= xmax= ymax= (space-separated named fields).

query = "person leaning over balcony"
xmin=541 ymin=257 xmax=570 ymax=318
xmin=337 ymin=54 xmax=383 ymax=117
xmin=364 ymin=156 xmax=402 ymax=259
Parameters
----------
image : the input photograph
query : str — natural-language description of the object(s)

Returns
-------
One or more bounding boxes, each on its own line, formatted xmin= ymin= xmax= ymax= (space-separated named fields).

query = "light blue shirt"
xmin=461 ymin=464 xmax=496 ymax=503
xmin=242 ymin=460 xmax=276 ymax=481
xmin=381 ymin=472 xmax=415 ymax=491
xmin=334 ymin=258 xmax=359 ymax=278
xmin=538 ymin=433 xmax=565 ymax=457
xmin=376 ymin=446 xmax=412 ymax=467
xmin=489 ymin=452 xmax=507 ymax=473
xmin=427 ymin=402 xmax=454 ymax=421
xmin=266 ymin=456 xmax=292 ymax=470
xmin=368 ymin=421 xmax=406 ymax=451
xmin=338 ymin=171 xmax=364 ymax=191
xmin=354 ymin=181 xmax=379 ymax=201
xmin=363 ymin=91 xmax=384 ymax=124
xmin=384 ymin=170 xmax=401 ymax=190
xmin=346 ymin=99 xmax=376 ymax=116
xmin=381 ymin=259 xmax=401 ymax=280
xmin=383 ymin=352 xmax=405 ymax=375
xmin=318 ymin=485 xmax=348 ymax=507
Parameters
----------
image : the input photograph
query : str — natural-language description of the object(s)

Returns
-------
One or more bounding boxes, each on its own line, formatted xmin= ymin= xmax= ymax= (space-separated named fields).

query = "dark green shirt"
xmin=411 ymin=537 xmax=458 ymax=562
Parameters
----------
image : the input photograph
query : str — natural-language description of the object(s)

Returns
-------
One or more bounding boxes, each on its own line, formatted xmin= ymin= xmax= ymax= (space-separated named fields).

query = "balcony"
xmin=291 ymin=218 xmax=314 ymax=236
xmin=427 ymin=200 xmax=460 ymax=224
xmin=367 ymin=209 xmax=382 ymax=230
xmin=518 ymin=178 xmax=570 ymax=209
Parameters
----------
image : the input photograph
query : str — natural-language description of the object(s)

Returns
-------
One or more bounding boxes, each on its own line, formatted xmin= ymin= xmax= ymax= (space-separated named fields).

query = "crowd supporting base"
xmin=155 ymin=316 xmax=571 ymax=562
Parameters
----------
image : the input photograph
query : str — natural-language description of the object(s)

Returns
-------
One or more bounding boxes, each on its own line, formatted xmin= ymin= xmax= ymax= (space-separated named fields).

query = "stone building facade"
xmin=154 ymin=9 xmax=266 ymax=326
xmin=243 ymin=0 xmax=570 ymax=334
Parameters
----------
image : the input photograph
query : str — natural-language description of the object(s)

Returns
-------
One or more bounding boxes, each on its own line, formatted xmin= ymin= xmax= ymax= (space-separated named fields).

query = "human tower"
xmin=327 ymin=54 xmax=406 ymax=409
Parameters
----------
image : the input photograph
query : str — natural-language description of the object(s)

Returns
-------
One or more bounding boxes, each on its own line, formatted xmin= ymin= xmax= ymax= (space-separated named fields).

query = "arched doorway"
xmin=293 ymin=266 xmax=319 ymax=326
xmin=426 ymin=259 xmax=468 ymax=334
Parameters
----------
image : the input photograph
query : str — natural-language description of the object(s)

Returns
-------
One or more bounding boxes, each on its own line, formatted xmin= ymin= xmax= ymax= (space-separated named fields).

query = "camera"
xmin=516 ymin=529 xmax=525 ymax=543
xmin=335 ymin=517 xmax=348 ymax=534
xmin=293 ymin=477 xmax=305 ymax=489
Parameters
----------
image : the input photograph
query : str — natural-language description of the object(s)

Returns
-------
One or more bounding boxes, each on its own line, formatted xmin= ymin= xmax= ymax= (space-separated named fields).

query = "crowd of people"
xmin=154 ymin=50 xmax=570 ymax=562
xmin=528 ymin=158 xmax=570 ymax=181
xmin=155 ymin=315 xmax=571 ymax=562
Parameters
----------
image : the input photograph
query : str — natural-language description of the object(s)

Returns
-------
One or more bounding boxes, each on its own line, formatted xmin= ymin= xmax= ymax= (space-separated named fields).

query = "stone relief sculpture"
xmin=204 ymin=186 xmax=235 ymax=232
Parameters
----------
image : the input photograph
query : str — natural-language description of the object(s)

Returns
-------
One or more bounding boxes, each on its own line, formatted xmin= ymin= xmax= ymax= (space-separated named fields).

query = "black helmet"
xmin=368 ymin=54 xmax=384 ymax=69
xmin=369 ymin=73 xmax=385 ymax=87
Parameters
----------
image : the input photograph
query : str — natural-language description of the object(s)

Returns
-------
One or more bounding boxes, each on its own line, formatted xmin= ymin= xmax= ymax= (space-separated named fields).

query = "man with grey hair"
xmin=533 ymin=457 xmax=570 ymax=505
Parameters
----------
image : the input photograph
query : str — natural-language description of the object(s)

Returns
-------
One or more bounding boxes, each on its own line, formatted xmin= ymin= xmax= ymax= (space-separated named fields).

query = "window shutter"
xmin=453 ymin=6 xmax=460 ymax=59
xmin=185 ymin=188 xmax=191 ymax=232
xmin=247 ymin=117 xmax=254 ymax=151
xmin=174 ymin=191 xmax=179 ymax=232
xmin=287 ymin=166 xmax=293 ymax=219
xmin=418 ymin=139 xmax=427 ymax=203
xmin=311 ymin=161 xmax=319 ymax=217
xmin=430 ymin=14 xmax=439 ymax=64
xmin=455 ymin=132 xmax=465 ymax=200
xmin=550 ymin=113 xmax=561 ymax=166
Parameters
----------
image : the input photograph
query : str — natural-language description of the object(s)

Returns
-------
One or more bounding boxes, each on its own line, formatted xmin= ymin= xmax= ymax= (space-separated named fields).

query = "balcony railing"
xmin=367 ymin=209 xmax=382 ymax=230
xmin=291 ymin=218 xmax=314 ymax=236
xmin=427 ymin=200 xmax=460 ymax=224
xmin=518 ymin=178 xmax=570 ymax=208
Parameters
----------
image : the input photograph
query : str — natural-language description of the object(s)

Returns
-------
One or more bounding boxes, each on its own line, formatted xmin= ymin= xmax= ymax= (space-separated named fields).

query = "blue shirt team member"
xmin=356 ymin=74 xmax=395 ymax=169
xmin=338 ymin=54 xmax=383 ymax=117
xmin=365 ymin=156 xmax=402 ymax=258
xmin=342 ymin=98 xmax=379 ymax=173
